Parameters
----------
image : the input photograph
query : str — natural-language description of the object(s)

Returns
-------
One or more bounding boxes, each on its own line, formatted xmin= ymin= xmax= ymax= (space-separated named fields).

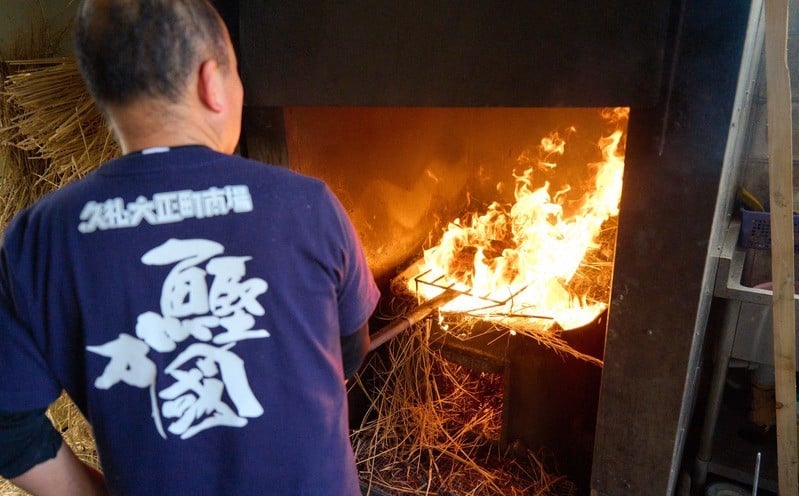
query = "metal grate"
xmin=411 ymin=269 xmax=554 ymax=321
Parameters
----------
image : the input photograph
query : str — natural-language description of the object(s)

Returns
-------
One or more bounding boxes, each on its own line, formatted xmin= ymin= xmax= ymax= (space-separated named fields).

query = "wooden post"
xmin=764 ymin=1 xmax=799 ymax=494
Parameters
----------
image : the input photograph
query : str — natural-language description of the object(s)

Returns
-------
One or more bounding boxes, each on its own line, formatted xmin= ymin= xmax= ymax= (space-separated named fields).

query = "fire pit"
xmin=335 ymin=107 xmax=626 ymax=493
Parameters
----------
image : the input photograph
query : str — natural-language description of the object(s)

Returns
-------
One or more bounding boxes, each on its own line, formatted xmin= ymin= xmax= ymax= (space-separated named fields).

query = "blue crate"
xmin=739 ymin=209 xmax=799 ymax=251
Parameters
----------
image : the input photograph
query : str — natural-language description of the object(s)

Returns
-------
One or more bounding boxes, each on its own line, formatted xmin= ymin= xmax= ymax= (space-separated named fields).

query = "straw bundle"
xmin=351 ymin=319 xmax=567 ymax=495
xmin=0 ymin=57 xmax=119 ymax=229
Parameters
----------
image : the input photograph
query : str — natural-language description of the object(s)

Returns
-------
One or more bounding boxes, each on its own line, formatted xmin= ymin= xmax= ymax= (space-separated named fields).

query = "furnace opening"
xmin=278 ymin=107 xmax=627 ymax=298
xmin=277 ymin=107 xmax=627 ymax=330
xmin=251 ymin=106 xmax=630 ymax=494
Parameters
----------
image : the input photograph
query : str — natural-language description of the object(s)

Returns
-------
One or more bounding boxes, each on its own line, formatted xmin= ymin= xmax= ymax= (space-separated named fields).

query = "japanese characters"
xmin=87 ymin=238 xmax=268 ymax=440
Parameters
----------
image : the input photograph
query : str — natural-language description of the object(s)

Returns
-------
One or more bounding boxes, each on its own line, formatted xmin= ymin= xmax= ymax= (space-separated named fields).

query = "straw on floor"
xmin=350 ymin=316 xmax=568 ymax=495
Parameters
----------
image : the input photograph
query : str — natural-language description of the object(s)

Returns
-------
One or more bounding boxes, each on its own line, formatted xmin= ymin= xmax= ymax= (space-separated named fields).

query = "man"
xmin=0 ymin=1 xmax=379 ymax=494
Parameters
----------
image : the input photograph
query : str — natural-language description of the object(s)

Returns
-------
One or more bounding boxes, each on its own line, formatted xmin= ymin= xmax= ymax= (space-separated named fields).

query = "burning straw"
xmin=390 ymin=272 xmax=606 ymax=369
xmin=406 ymin=109 xmax=628 ymax=336
xmin=350 ymin=318 xmax=568 ymax=495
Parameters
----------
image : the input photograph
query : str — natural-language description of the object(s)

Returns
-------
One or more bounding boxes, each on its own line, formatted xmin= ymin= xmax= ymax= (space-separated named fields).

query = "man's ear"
xmin=197 ymin=59 xmax=224 ymax=113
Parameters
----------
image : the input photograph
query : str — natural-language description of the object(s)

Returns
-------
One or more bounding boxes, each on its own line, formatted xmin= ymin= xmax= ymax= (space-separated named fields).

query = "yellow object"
xmin=737 ymin=186 xmax=765 ymax=212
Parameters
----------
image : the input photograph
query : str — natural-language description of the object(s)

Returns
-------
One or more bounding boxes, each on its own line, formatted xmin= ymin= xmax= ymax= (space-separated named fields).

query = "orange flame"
xmin=408 ymin=108 xmax=629 ymax=331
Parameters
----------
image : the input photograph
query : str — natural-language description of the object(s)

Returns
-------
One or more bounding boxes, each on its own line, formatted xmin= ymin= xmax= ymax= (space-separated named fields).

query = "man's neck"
xmin=105 ymin=100 xmax=225 ymax=155
xmin=119 ymin=135 xmax=214 ymax=155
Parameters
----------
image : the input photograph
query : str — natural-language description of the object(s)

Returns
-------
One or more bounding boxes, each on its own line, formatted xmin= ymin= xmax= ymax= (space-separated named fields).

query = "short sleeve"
xmin=0 ymin=221 xmax=62 ymax=411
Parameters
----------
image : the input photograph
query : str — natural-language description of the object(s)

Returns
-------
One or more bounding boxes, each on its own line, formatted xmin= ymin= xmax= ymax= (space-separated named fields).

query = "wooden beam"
xmin=764 ymin=1 xmax=799 ymax=494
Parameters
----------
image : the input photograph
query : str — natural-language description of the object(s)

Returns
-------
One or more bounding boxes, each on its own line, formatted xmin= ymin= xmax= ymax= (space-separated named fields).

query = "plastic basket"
xmin=739 ymin=208 xmax=799 ymax=251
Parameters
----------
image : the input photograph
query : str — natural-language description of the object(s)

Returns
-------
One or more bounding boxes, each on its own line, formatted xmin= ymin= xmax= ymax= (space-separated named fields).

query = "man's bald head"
xmin=74 ymin=0 xmax=231 ymax=109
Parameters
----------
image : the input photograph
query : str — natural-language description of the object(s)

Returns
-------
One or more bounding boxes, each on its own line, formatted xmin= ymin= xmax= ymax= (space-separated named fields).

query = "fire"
xmin=408 ymin=108 xmax=628 ymax=331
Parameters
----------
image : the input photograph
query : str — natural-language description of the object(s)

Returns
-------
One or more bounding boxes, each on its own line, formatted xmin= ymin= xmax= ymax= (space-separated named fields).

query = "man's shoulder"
xmin=231 ymin=156 xmax=330 ymax=195
xmin=239 ymin=155 xmax=324 ymax=184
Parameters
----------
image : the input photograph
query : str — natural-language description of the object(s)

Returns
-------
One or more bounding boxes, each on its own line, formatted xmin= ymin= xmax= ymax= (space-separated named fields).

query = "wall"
xmin=0 ymin=0 xmax=77 ymax=56
xmin=0 ymin=1 xmax=78 ymax=176
xmin=590 ymin=0 xmax=752 ymax=494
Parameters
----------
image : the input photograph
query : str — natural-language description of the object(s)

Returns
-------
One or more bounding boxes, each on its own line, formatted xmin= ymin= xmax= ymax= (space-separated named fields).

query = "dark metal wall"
xmin=239 ymin=1 xmax=672 ymax=107
xmin=591 ymin=1 xmax=751 ymax=494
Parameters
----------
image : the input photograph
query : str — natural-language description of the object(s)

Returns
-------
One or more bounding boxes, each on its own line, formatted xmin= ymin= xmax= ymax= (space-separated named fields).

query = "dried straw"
xmin=350 ymin=318 xmax=568 ymax=495
xmin=0 ymin=57 xmax=119 ymax=229
xmin=45 ymin=392 xmax=101 ymax=470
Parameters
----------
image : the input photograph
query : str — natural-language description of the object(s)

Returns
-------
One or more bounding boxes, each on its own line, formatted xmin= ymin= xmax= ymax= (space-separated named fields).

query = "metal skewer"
xmin=368 ymin=289 xmax=460 ymax=352
xmin=751 ymin=451 xmax=761 ymax=495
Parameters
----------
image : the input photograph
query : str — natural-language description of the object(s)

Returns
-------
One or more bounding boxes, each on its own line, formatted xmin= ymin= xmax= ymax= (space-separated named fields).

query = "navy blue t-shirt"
xmin=0 ymin=146 xmax=379 ymax=495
